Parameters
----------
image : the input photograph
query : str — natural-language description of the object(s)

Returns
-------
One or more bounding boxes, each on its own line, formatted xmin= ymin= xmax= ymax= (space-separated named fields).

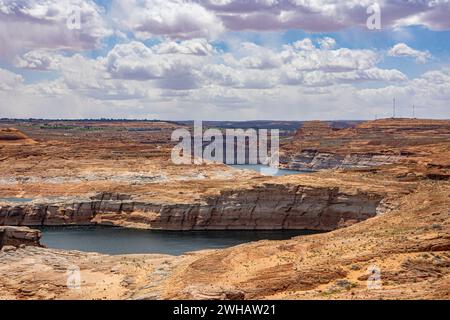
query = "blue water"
xmin=229 ymin=164 xmax=312 ymax=176
xmin=39 ymin=226 xmax=320 ymax=255
xmin=0 ymin=197 xmax=34 ymax=203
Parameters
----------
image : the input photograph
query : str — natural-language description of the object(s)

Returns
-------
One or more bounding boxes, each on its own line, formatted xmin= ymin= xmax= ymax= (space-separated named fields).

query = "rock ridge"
xmin=0 ymin=226 xmax=41 ymax=249
xmin=0 ymin=185 xmax=386 ymax=231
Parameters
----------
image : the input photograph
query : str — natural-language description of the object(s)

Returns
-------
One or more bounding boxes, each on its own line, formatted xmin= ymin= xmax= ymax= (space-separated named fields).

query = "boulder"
xmin=0 ymin=226 xmax=42 ymax=248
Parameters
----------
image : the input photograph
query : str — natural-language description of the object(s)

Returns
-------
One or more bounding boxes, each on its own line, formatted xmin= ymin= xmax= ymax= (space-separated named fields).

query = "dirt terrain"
xmin=0 ymin=118 xmax=449 ymax=299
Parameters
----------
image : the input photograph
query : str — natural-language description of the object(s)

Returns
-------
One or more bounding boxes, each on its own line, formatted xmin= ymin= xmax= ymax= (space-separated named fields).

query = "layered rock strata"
xmin=280 ymin=119 xmax=450 ymax=171
xmin=0 ymin=226 xmax=41 ymax=248
xmin=280 ymin=150 xmax=403 ymax=170
xmin=0 ymin=185 xmax=385 ymax=231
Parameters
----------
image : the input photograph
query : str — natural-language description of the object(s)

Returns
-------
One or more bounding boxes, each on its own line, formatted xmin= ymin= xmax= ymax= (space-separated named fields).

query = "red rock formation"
xmin=0 ymin=128 xmax=35 ymax=144
xmin=0 ymin=184 xmax=385 ymax=231
xmin=282 ymin=118 xmax=450 ymax=172
xmin=0 ymin=226 xmax=41 ymax=248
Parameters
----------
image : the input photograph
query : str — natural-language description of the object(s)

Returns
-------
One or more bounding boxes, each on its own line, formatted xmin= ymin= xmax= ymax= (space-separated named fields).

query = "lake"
xmin=229 ymin=164 xmax=313 ymax=176
xmin=0 ymin=198 xmax=34 ymax=203
xmin=39 ymin=226 xmax=319 ymax=255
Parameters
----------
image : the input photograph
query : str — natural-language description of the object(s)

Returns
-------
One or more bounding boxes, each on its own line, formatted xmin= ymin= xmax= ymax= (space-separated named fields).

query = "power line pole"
xmin=412 ymin=105 xmax=415 ymax=118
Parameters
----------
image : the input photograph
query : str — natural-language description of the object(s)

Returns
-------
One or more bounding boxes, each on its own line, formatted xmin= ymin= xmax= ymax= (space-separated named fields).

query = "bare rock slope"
xmin=0 ymin=118 xmax=448 ymax=300
xmin=0 ymin=226 xmax=41 ymax=249
xmin=1 ymin=181 xmax=387 ymax=231
xmin=0 ymin=182 xmax=447 ymax=300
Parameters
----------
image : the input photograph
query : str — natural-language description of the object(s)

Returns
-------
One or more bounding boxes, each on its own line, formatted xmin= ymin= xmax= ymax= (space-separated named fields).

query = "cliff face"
xmin=158 ymin=184 xmax=450 ymax=300
xmin=0 ymin=185 xmax=385 ymax=231
xmin=280 ymin=150 xmax=403 ymax=170
xmin=281 ymin=119 xmax=450 ymax=171
xmin=0 ymin=226 xmax=41 ymax=248
xmin=0 ymin=181 xmax=447 ymax=300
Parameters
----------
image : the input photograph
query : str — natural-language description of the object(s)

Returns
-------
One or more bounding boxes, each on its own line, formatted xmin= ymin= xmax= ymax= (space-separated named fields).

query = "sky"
xmin=0 ymin=0 xmax=449 ymax=120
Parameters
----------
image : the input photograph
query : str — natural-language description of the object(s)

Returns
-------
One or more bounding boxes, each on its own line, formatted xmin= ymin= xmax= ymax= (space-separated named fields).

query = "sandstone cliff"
xmin=0 ymin=183 xmax=385 ymax=231
xmin=0 ymin=226 xmax=41 ymax=248
xmin=0 ymin=182 xmax=447 ymax=300
xmin=281 ymin=118 xmax=450 ymax=171
xmin=280 ymin=150 xmax=403 ymax=170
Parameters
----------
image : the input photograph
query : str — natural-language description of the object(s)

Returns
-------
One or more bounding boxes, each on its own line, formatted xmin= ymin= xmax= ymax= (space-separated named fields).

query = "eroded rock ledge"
xmin=280 ymin=150 xmax=403 ymax=171
xmin=0 ymin=226 xmax=41 ymax=249
xmin=0 ymin=183 xmax=385 ymax=231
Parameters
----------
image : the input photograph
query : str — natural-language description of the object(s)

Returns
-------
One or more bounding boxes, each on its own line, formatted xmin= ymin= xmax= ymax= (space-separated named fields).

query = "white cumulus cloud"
xmin=388 ymin=43 xmax=432 ymax=63
xmin=0 ymin=0 xmax=111 ymax=58
xmin=111 ymin=0 xmax=224 ymax=40
xmin=0 ymin=68 xmax=24 ymax=91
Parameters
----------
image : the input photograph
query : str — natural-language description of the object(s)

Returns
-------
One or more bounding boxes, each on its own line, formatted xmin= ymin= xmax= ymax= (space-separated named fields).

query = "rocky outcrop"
xmin=281 ymin=119 xmax=450 ymax=171
xmin=0 ymin=226 xmax=41 ymax=248
xmin=0 ymin=185 xmax=385 ymax=231
xmin=280 ymin=150 xmax=403 ymax=170
xmin=0 ymin=128 xmax=36 ymax=145
xmin=0 ymin=183 xmax=448 ymax=300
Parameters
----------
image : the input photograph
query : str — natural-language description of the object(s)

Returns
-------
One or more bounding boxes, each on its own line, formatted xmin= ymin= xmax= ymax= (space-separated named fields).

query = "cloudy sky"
xmin=0 ymin=0 xmax=449 ymax=120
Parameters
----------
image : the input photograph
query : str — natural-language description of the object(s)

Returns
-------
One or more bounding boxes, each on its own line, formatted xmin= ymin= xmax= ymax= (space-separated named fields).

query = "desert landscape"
xmin=1 ymin=0 xmax=450 ymax=309
xmin=0 ymin=118 xmax=448 ymax=300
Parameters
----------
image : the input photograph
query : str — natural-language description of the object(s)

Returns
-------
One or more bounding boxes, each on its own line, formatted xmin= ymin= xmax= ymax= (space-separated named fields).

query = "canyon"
xmin=0 ymin=184 xmax=386 ymax=231
xmin=0 ymin=118 xmax=449 ymax=299
xmin=281 ymin=119 xmax=450 ymax=174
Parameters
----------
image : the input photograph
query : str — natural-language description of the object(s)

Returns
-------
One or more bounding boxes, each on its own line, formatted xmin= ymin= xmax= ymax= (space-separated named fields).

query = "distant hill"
xmin=178 ymin=120 xmax=363 ymax=131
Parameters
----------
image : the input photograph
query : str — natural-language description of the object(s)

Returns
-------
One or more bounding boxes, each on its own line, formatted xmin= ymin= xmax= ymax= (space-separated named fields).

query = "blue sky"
xmin=11 ymin=26 xmax=450 ymax=85
xmin=0 ymin=0 xmax=449 ymax=120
